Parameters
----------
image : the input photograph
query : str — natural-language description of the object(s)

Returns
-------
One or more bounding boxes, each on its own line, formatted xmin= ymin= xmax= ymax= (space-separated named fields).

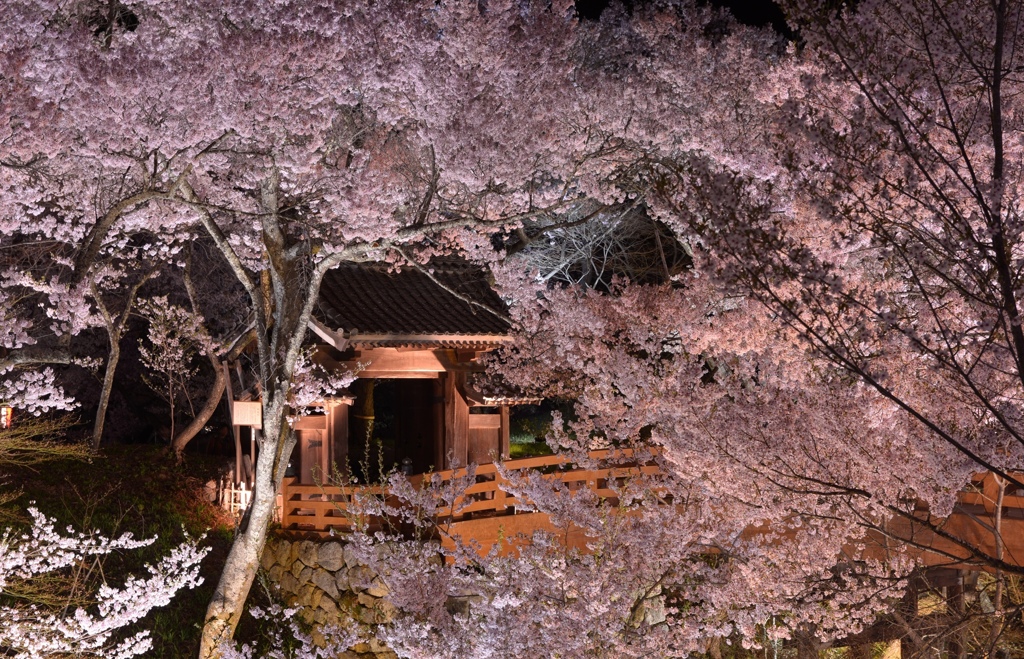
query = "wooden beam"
xmin=500 ymin=406 xmax=510 ymax=460
xmin=445 ymin=372 xmax=469 ymax=469
xmin=293 ymin=414 xmax=328 ymax=430
xmin=350 ymin=347 xmax=448 ymax=376
xmin=348 ymin=370 xmax=440 ymax=379
xmin=307 ymin=317 xmax=349 ymax=351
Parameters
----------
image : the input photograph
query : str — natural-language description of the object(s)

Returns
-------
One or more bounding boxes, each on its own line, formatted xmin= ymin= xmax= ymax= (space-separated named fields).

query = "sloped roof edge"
xmin=315 ymin=261 xmax=511 ymax=339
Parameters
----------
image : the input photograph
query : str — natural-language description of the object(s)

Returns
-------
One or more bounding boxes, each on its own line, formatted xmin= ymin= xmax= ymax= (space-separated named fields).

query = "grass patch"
xmin=509 ymin=441 xmax=554 ymax=459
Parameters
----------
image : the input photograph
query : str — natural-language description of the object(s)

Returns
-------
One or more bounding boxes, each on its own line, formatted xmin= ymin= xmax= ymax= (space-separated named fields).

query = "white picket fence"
xmin=219 ymin=478 xmax=252 ymax=516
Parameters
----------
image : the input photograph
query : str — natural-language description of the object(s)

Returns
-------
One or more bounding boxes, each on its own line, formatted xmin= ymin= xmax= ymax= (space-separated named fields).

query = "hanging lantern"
xmin=0 ymin=405 xmax=12 ymax=429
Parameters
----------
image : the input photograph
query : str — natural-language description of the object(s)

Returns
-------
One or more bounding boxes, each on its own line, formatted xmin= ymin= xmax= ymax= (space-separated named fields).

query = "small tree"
xmin=0 ymin=509 xmax=208 ymax=658
xmin=137 ymin=296 xmax=208 ymax=444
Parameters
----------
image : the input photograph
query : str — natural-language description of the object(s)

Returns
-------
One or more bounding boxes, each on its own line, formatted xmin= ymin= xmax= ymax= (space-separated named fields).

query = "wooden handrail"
xmin=278 ymin=457 xmax=1024 ymax=539
xmin=278 ymin=449 xmax=659 ymax=534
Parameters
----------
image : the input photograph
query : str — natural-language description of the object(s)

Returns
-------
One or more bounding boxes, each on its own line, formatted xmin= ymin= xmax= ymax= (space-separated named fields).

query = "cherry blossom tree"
xmin=643 ymin=0 xmax=1024 ymax=573
xmin=4 ymin=0 xmax=782 ymax=652
xmin=0 ymin=414 xmax=208 ymax=657
xmin=219 ymin=603 xmax=358 ymax=659
xmin=13 ymin=0 xmax=1003 ymax=655
xmin=320 ymin=1 xmax=1024 ymax=655
xmin=137 ymin=295 xmax=208 ymax=444
xmin=455 ymin=0 xmax=1024 ymax=654
xmin=0 ymin=265 xmax=95 ymax=417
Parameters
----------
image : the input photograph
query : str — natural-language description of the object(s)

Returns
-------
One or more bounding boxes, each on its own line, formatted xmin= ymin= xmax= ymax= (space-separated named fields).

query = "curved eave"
xmin=308 ymin=318 xmax=510 ymax=351
xmin=348 ymin=333 xmax=512 ymax=349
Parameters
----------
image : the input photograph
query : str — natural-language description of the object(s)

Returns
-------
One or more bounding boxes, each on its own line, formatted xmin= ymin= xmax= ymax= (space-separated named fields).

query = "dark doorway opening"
xmin=349 ymin=378 xmax=439 ymax=482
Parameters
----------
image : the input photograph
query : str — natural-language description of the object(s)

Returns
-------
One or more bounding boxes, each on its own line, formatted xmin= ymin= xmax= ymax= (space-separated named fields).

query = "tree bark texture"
xmin=91 ymin=341 xmax=120 ymax=450
xmin=196 ymin=171 xmax=348 ymax=655
xmin=171 ymin=357 xmax=226 ymax=459
xmin=199 ymin=402 xmax=295 ymax=657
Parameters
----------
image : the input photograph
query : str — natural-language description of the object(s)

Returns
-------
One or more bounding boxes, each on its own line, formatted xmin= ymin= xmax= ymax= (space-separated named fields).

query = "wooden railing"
xmin=277 ymin=479 xmax=388 ymax=534
xmin=279 ymin=456 xmax=1024 ymax=559
xmin=410 ymin=449 xmax=662 ymax=520
xmin=957 ymin=472 xmax=1024 ymax=517
xmin=278 ymin=449 xmax=660 ymax=535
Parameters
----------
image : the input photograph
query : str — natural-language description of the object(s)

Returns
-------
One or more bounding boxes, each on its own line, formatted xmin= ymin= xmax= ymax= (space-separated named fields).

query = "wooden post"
xmin=499 ymin=405 xmax=510 ymax=460
xmin=327 ymin=401 xmax=350 ymax=479
xmin=444 ymin=372 xmax=469 ymax=469
xmin=250 ymin=428 xmax=258 ymax=486
xmin=433 ymin=379 xmax=445 ymax=470
xmin=222 ymin=361 xmax=242 ymax=484
xmin=295 ymin=415 xmax=328 ymax=485
xmin=949 ymin=572 xmax=965 ymax=659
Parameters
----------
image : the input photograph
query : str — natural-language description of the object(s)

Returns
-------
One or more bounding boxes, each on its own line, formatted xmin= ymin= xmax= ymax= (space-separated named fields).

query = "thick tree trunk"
xmin=199 ymin=401 xmax=295 ymax=658
xmin=194 ymin=169 xmax=351 ymax=655
xmin=91 ymin=341 xmax=120 ymax=450
xmin=987 ymin=477 xmax=1006 ymax=659
xmin=171 ymin=360 xmax=226 ymax=459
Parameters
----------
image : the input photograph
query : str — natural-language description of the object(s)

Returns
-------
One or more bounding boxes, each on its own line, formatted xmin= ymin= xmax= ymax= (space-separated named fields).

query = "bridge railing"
xmin=278 ymin=449 xmax=660 ymax=535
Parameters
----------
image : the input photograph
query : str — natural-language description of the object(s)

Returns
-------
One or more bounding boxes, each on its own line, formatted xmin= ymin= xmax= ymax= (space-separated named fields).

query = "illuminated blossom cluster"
xmin=288 ymin=351 xmax=360 ymax=413
xmin=348 ymin=464 xmax=913 ymax=658
xmin=0 ymin=368 xmax=76 ymax=414
xmin=0 ymin=508 xmax=208 ymax=658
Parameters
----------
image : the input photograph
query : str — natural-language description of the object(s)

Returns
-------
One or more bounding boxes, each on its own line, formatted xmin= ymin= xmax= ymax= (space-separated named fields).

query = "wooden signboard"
xmin=232 ymin=401 xmax=262 ymax=428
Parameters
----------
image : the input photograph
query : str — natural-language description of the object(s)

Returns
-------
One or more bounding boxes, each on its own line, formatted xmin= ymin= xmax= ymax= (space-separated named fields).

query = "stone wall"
xmin=260 ymin=538 xmax=397 ymax=658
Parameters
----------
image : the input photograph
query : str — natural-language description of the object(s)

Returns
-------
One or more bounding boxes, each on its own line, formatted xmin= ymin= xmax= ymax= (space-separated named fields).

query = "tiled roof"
xmin=316 ymin=261 xmax=511 ymax=339
xmin=465 ymin=375 xmax=542 ymax=406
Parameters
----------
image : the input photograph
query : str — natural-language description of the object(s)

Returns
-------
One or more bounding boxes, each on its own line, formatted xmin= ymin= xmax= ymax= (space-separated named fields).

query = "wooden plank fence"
xmin=278 ymin=449 xmax=659 ymax=535
xmin=278 ymin=454 xmax=1024 ymax=571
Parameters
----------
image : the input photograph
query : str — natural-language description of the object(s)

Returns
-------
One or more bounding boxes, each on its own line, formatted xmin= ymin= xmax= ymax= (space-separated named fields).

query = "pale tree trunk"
xmin=199 ymin=398 xmax=296 ymax=656
xmin=986 ymin=7 xmax=1010 ymax=653
xmin=192 ymin=163 xmax=468 ymax=653
xmin=89 ymin=270 xmax=156 ymax=450
xmin=194 ymin=171 xmax=355 ymax=657
xmin=91 ymin=340 xmax=120 ymax=450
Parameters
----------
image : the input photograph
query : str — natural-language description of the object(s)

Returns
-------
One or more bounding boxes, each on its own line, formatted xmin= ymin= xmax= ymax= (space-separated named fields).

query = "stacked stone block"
xmin=260 ymin=538 xmax=397 ymax=658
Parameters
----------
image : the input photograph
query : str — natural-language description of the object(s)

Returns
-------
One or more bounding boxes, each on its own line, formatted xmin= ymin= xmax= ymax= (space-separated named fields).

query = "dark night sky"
xmin=575 ymin=0 xmax=790 ymax=35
